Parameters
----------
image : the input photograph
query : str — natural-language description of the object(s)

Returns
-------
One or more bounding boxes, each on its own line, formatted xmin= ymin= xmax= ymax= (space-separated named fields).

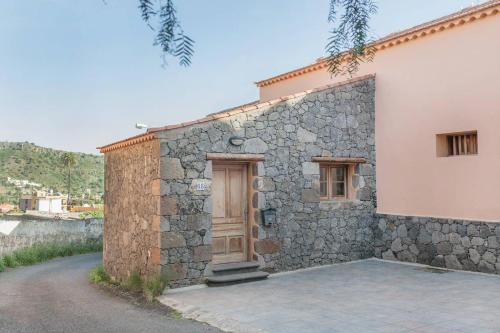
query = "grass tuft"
xmin=88 ymin=265 xmax=169 ymax=302
xmin=88 ymin=265 xmax=110 ymax=283
xmin=123 ymin=271 xmax=143 ymax=292
xmin=143 ymin=275 xmax=168 ymax=302
xmin=0 ymin=239 xmax=102 ymax=271
xmin=2 ymin=255 xmax=18 ymax=268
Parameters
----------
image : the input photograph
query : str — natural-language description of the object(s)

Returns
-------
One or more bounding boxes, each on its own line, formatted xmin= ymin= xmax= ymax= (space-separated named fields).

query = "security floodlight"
xmin=135 ymin=123 xmax=148 ymax=130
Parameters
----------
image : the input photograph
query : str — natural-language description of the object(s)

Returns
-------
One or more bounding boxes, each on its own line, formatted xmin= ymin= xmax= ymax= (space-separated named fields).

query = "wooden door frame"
xmin=211 ymin=161 xmax=253 ymax=263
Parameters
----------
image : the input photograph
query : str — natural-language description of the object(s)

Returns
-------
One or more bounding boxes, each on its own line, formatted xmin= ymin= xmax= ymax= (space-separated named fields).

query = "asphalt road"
xmin=0 ymin=253 xmax=221 ymax=333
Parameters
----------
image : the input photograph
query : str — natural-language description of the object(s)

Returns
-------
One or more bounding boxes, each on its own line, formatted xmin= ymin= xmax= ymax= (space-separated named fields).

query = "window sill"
xmin=320 ymin=198 xmax=355 ymax=203
xmin=437 ymin=154 xmax=478 ymax=158
xmin=319 ymin=199 xmax=362 ymax=210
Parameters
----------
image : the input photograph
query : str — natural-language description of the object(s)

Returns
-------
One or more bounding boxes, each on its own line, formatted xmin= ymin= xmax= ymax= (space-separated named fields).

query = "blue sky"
xmin=0 ymin=0 xmax=480 ymax=154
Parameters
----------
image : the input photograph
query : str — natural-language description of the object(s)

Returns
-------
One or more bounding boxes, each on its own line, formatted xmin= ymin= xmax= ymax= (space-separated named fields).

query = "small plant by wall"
xmin=143 ymin=275 xmax=169 ymax=302
xmin=123 ymin=272 xmax=143 ymax=292
xmin=88 ymin=265 xmax=111 ymax=284
xmin=88 ymin=266 xmax=168 ymax=302
xmin=79 ymin=210 xmax=104 ymax=219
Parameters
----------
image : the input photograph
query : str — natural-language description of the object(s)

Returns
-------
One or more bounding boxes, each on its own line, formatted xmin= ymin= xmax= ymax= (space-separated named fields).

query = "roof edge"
xmin=97 ymin=132 xmax=157 ymax=153
xmin=255 ymin=0 xmax=500 ymax=88
xmin=98 ymin=74 xmax=375 ymax=153
xmin=147 ymin=74 xmax=375 ymax=132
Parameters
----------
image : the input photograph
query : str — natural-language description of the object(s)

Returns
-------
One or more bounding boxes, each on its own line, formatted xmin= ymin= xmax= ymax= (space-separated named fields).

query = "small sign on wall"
xmin=190 ymin=179 xmax=212 ymax=195
xmin=195 ymin=182 xmax=208 ymax=191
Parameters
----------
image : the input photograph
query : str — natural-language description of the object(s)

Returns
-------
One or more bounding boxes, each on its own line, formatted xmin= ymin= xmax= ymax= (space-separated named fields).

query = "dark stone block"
xmin=478 ymin=260 xmax=495 ymax=274
xmin=254 ymin=239 xmax=281 ymax=254
xmin=477 ymin=245 xmax=487 ymax=255
xmin=302 ymin=189 xmax=320 ymax=203
xmin=461 ymin=259 xmax=477 ymax=272
xmin=431 ymin=255 xmax=445 ymax=268
xmin=418 ymin=230 xmax=432 ymax=244
xmin=193 ymin=245 xmax=212 ymax=262
xmin=408 ymin=225 xmax=419 ymax=240
xmin=479 ymin=225 xmax=492 ymax=238
xmin=397 ymin=250 xmax=416 ymax=263
xmin=436 ymin=242 xmax=452 ymax=255
xmin=457 ymin=224 xmax=467 ymax=237
xmin=417 ymin=244 xmax=436 ymax=261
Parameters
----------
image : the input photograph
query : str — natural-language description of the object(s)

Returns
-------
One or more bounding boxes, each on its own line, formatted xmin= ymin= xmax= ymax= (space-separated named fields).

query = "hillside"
xmin=0 ymin=142 xmax=103 ymax=205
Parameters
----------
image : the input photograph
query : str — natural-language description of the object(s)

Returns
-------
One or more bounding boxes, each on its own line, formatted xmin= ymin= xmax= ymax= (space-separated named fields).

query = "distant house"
xmin=19 ymin=195 xmax=36 ymax=211
xmin=36 ymin=196 xmax=63 ymax=214
xmin=0 ymin=203 xmax=15 ymax=214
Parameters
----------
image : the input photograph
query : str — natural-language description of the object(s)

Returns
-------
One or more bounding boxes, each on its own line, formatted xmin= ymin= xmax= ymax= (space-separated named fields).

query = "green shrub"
xmin=3 ymin=255 xmax=18 ymax=268
xmin=87 ymin=267 xmax=168 ymax=302
xmin=0 ymin=239 xmax=102 ymax=272
xmin=13 ymin=246 xmax=39 ymax=265
xmin=123 ymin=271 xmax=143 ymax=292
xmin=0 ymin=257 xmax=5 ymax=272
xmin=143 ymin=275 xmax=168 ymax=302
xmin=88 ymin=265 xmax=110 ymax=283
xmin=79 ymin=210 xmax=104 ymax=219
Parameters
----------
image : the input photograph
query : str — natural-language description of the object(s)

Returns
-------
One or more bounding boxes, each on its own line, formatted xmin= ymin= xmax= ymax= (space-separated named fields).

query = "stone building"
xmin=99 ymin=1 xmax=500 ymax=287
xmin=100 ymin=77 xmax=375 ymax=287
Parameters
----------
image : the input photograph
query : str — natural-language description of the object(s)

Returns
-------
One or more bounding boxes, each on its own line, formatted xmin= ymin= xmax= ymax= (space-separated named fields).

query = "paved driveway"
xmin=0 ymin=253 xmax=221 ymax=333
xmin=160 ymin=259 xmax=500 ymax=333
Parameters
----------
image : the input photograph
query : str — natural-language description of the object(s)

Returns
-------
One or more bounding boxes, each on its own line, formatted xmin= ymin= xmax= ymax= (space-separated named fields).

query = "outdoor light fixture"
xmin=229 ymin=136 xmax=245 ymax=146
xmin=261 ymin=208 xmax=277 ymax=227
xmin=198 ymin=229 xmax=207 ymax=245
xmin=135 ymin=123 xmax=148 ymax=130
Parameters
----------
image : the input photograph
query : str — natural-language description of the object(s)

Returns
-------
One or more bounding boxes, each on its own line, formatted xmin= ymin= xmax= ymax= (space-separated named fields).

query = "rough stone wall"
xmin=103 ymin=140 xmax=161 ymax=281
xmin=0 ymin=218 xmax=102 ymax=256
xmin=374 ymin=214 xmax=500 ymax=274
xmin=157 ymin=77 xmax=376 ymax=287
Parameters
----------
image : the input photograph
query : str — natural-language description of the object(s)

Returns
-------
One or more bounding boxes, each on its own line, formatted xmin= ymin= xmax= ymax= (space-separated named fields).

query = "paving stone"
xmin=159 ymin=260 xmax=500 ymax=333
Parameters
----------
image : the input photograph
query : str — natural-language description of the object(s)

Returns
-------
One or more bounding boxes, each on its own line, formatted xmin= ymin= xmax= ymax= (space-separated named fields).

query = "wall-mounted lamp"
xmin=135 ymin=123 xmax=148 ymax=130
xmin=199 ymin=228 xmax=207 ymax=245
xmin=229 ymin=136 xmax=245 ymax=146
xmin=261 ymin=208 xmax=276 ymax=227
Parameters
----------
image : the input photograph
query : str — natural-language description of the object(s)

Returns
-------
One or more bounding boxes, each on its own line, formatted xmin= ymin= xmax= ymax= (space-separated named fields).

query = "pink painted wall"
xmin=259 ymin=15 xmax=500 ymax=222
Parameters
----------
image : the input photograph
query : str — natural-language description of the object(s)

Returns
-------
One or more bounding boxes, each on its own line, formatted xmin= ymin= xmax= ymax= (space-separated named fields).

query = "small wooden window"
xmin=319 ymin=164 xmax=347 ymax=200
xmin=437 ymin=131 xmax=478 ymax=157
xmin=446 ymin=132 xmax=478 ymax=156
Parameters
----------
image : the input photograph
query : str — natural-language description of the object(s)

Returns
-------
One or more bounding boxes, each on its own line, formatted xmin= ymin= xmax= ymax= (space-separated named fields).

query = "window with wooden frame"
xmin=319 ymin=164 xmax=348 ymax=200
xmin=436 ymin=131 xmax=478 ymax=157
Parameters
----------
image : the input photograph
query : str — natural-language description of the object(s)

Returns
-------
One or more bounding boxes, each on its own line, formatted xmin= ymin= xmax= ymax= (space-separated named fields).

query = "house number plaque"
xmin=190 ymin=179 xmax=211 ymax=195
xmin=195 ymin=182 xmax=208 ymax=191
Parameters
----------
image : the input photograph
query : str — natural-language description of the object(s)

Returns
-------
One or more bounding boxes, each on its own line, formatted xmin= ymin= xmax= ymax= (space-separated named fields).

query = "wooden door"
xmin=212 ymin=164 xmax=248 ymax=264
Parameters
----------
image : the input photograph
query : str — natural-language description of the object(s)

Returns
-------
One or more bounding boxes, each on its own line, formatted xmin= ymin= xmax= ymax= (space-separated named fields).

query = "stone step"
xmin=211 ymin=261 xmax=260 ymax=275
xmin=206 ymin=271 xmax=269 ymax=286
